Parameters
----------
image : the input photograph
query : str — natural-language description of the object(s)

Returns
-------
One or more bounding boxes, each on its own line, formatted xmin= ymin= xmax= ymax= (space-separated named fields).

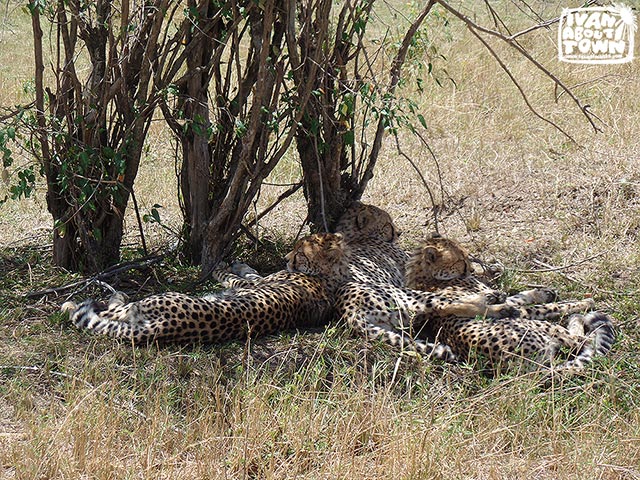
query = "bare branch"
xmin=467 ymin=25 xmax=577 ymax=142
xmin=244 ymin=181 xmax=304 ymax=230
xmin=393 ymin=133 xmax=440 ymax=233
xmin=436 ymin=0 xmax=602 ymax=135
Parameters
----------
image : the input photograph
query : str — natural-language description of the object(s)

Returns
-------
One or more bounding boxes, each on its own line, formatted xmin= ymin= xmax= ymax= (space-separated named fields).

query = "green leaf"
xmin=343 ymin=130 xmax=355 ymax=146
xmin=417 ymin=114 xmax=427 ymax=130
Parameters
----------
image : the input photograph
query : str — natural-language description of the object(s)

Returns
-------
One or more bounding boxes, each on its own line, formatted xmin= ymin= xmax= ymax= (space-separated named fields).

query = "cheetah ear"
xmin=356 ymin=210 xmax=369 ymax=230
xmin=326 ymin=233 xmax=345 ymax=260
xmin=383 ymin=223 xmax=398 ymax=242
xmin=422 ymin=246 xmax=438 ymax=264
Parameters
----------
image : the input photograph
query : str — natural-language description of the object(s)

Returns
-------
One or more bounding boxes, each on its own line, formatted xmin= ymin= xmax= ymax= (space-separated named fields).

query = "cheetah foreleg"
xmin=516 ymin=298 xmax=595 ymax=321
xmin=211 ymin=266 xmax=256 ymax=289
xmin=505 ymin=288 xmax=557 ymax=306
xmin=434 ymin=296 xmax=520 ymax=319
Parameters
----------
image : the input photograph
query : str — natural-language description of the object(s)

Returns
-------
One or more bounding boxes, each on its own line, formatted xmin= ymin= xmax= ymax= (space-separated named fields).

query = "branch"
xmin=508 ymin=0 xmax=599 ymax=40
xmin=244 ymin=181 xmax=304 ymax=229
xmin=467 ymin=25 xmax=577 ymax=142
xmin=515 ymin=250 xmax=608 ymax=274
xmin=436 ymin=0 xmax=602 ymax=135
xmin=25 ymin=254 xmax=165 ymax=299
xmin=392 ymin=132 xmax=440 ymax=233
xmin=0 ymin=102 xmax=34 ymax=122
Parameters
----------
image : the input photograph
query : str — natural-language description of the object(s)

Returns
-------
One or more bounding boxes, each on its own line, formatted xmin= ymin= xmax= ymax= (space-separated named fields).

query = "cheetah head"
xmin=285 ymin=232 xmax=351 ymax=280
xmin=334 ymin=202 xmax=399 ymax=243
xmin=406 ymin=234 xmax=472 ymax=289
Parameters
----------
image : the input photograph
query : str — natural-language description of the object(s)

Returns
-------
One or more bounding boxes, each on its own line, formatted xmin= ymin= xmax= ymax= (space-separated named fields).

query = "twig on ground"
xmin=515 ymin=251 xmax=609 ymax=273
xmin=25 ymin=254 xmax=165 ymax=299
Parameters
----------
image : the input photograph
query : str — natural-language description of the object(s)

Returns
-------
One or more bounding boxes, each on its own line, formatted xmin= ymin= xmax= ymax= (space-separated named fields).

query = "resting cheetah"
xmin=405 ymin=235 xmax=598 ymax=320
xmin=404 ymin=235 xmax=615 ymax=370
xmin=63 ymin=233 xmax=351 ymax=345
xmin=336 ymin=202 xmax=409 ymax=287
xmin=216 ymin=205 xmax=522 ymax=358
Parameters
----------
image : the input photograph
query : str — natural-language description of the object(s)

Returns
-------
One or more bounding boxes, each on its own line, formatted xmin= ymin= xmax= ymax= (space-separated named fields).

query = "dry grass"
xmin=2 ymin=1 xmax=640 ymax=478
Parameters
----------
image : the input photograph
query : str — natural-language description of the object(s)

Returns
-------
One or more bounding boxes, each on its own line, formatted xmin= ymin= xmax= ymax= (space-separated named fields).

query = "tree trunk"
xmin=296 ymin=128 xmax=350 ymax=232
xmin=179 ymin=71 xmax=212 ymax=264
xmin=27 ymin=0 xmax=167 ymax=273
xmin=159 ymin=0 xmax=308 ymax=275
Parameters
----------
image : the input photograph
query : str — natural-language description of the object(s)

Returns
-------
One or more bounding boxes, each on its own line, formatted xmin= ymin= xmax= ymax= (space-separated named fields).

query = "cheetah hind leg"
xmin=478 ymin=287 xmax=558 ymax=307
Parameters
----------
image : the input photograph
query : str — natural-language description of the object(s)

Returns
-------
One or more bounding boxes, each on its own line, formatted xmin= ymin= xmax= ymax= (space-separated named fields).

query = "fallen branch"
xmin=25 ymin=254 xmax=165 ymax=299
xmin=515 ymin=250 xmax=609 ymax=273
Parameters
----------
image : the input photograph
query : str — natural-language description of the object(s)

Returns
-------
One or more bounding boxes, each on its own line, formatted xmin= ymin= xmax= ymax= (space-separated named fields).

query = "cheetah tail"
xmin=583 ymin=311 xmax=616 ymax=357
xmin=559 ymin=311 xmax=615 ymax=371
xmin=61 ymin=299 xmax=136 ymax=340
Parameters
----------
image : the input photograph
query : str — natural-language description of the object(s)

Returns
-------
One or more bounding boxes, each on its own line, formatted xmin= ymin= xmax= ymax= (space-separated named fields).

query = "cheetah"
xmin=215 ymin=205 xmax=522 ymax=358
xmin=335 ymin=201 xmax=409 ymax=287
xmin=63 ymin=233 xmax=350 ymax=345
xmin=403 ymin=235 xmax=615 ymax=370
xmin=405 ymin=235 xmax=598 ymax=320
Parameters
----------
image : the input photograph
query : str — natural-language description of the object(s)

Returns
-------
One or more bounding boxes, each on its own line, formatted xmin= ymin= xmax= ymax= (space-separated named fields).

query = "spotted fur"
xmin=214 ymin=201 xmax=409 ymax=288
xmin=335 ymin=201 xmax=409 ymax=287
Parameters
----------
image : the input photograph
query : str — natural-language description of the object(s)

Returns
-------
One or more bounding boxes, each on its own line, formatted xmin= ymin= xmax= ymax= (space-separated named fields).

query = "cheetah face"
xmin=407 ymin=234 xmax=471 ymax=285
xmin=335 ymin=202 xmax=400 ymax=242
xmin=286 ymin=233 xmax=349 ymax=278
